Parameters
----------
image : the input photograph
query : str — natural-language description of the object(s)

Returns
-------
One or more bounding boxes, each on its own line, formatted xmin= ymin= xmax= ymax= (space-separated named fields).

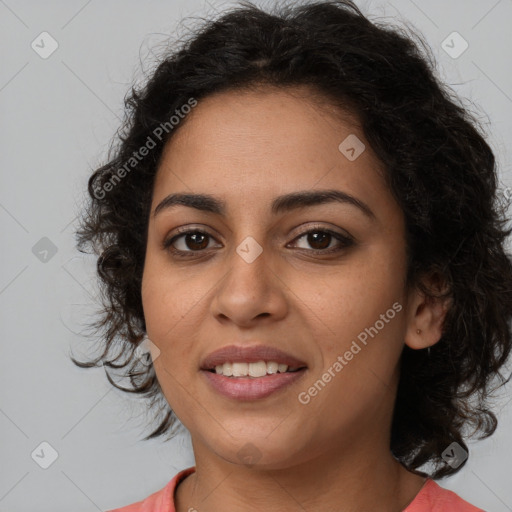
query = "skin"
xmin=141 ymin=85 xmax=450 ymax=512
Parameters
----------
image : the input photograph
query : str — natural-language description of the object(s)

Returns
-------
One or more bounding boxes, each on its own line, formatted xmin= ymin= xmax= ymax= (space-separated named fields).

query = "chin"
xmin=203 ymin=428 xmax=310 ymax=470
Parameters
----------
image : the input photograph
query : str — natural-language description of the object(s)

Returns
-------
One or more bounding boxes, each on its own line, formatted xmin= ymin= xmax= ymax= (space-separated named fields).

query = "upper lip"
xmin=200 ymin=344 xmax=308 ymax=370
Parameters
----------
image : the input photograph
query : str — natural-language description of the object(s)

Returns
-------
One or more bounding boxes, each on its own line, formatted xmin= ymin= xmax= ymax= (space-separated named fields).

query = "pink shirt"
xmin=106 ymin=466 xmax=485 ymax=512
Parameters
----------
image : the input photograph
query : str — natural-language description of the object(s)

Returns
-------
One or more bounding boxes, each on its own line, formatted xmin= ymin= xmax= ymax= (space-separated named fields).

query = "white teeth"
xmin=248 ymin=361 xmax=267 ymax=377
xmin=223 ymin=362 xmax=233 ymax=376
xmin=232 ymin=362 xmax=248 ymax=377
xmin=267 ymin=361 xmax=279 ymax=374
xmin=213 ymin=360 xmax=300 ymax=377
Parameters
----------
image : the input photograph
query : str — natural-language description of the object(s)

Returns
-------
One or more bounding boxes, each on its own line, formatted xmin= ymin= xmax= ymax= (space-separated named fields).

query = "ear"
xmin=404 ymin=272 xmax=452 ymax=350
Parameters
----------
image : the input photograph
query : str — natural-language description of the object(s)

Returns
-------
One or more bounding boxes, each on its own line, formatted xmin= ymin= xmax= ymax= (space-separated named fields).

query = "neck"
xmin=175 ymin=440 xmax=427 ymax=512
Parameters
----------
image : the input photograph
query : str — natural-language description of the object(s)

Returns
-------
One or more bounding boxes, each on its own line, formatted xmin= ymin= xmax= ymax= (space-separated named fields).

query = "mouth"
xmin=201 ymin=366 xmax=307 ymax=400
xmin=204 ymin=361 xmax=307 ymax=378
xmin=199 ymin=344 xmax=308 ymax=400
xmin=200 ymin=344 xmax=307 ymax=372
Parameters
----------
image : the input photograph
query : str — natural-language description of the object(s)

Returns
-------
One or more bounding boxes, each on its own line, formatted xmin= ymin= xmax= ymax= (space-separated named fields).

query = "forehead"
xmin=152 ymin=85 xmax=391 ymax=218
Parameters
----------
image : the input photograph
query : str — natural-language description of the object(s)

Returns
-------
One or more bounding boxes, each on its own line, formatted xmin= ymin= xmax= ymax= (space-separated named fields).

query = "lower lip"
xmin=201 ymin=369 xmax=307 ymax=400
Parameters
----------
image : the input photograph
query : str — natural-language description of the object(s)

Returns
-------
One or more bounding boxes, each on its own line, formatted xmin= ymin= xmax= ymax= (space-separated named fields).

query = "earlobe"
xmin=404 ymin=274 xmax=452 ymax=350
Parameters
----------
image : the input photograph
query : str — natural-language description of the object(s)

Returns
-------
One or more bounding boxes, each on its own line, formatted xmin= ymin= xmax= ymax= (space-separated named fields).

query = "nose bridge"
xmin=227 ymin=233 xmax=270 ymax=293
xmin=211 ymin=230 xmax=286 ymax=323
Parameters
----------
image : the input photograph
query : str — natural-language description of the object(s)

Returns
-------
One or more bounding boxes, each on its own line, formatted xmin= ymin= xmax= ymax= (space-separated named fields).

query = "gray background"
xmin=1 ymin=0 xmax=511 ymax=511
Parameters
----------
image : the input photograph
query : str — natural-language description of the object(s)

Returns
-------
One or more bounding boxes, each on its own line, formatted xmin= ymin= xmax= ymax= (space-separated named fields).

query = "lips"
xmin=200 ymin=344 xmax=307 ymax=371
xmin=202 ymin=369 xmax=307 ymax=400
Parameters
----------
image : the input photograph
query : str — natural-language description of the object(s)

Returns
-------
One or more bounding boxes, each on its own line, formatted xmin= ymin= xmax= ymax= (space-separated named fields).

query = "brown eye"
xmin=180 ymin=232 xmax=210 ymax=251
xmin=305 ymin=231 xmax=331 ymax=250
xmin=162 ymin=228 xmax=221 ymax=257
xmin=289 ymin=228 xmax=354 ymax=254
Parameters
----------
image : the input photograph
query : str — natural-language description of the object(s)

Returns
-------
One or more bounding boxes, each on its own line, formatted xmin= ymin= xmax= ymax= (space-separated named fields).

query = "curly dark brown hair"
xmin=71 ymin=0 xmax=512 ymax=479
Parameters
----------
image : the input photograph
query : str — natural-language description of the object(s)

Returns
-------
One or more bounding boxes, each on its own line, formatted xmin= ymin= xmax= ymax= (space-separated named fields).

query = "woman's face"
xmin=141 ymin=85 xmax=412 ymax=468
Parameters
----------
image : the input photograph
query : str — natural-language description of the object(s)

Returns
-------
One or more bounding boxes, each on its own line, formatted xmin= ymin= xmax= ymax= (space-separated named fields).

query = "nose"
xmin=210 ymin=242 xmax=288 ymax=327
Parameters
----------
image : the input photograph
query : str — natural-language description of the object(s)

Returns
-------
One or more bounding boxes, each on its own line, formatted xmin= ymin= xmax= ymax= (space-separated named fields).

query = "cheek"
xmin=295 ymin=256 xmax=407 ymax=425
xmin=299 ymin=245 xmax=407 ymax=354
xmin=141 ymin=255 xmax=196 ymax=358
xmin=142 ymin=242 xmax=198 ymax=323
xmin=141 ymin=261 xmax=205 ymax=423
xmin=141 ymin=251 xmax=223 ymax=378
xmin=315 ymin=287 xmax=404 ymax=419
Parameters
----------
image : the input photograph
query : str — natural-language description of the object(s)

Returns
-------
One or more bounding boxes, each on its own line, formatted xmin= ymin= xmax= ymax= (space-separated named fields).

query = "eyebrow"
xmin=153 ymin=189 xmax=376 ymax=220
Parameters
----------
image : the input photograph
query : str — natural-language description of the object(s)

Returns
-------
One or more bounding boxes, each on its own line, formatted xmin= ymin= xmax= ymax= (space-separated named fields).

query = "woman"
xmin=72 ymin=1 xmax=512 ymax=510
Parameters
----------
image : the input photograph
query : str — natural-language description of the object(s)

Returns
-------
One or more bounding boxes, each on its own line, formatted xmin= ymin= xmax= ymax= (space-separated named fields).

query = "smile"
xmin=201 ymin=367 xmax=307 ymax=400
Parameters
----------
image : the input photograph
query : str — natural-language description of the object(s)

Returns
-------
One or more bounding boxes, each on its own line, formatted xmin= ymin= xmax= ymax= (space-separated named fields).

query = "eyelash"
xmin=162 ymin=225 xmax=354 ymax=258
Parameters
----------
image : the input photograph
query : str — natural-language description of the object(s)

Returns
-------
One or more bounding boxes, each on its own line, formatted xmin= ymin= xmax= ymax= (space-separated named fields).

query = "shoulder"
xmin=105 ymin=467 xmax=196 ymax=512
xmin=404 ymin=478 xmax=486 ymax=512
